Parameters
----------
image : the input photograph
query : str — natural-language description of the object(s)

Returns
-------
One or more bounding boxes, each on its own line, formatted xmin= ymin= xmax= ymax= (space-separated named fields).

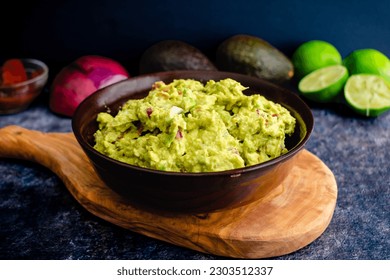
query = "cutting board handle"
xmin=0 ymin=125 xmax=76 ymax=169
xmin=0 ymin=125 xmax=97 ymax=203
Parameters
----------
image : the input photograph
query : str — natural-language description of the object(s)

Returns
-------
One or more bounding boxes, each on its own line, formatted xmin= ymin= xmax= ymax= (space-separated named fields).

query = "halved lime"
xmin=292 ymin=40 xmax=342 ymax=80
xmin=298 ymin=65 xmax=348 ymax=102
xmin=344 ymin=74 xmax=390 ymax=117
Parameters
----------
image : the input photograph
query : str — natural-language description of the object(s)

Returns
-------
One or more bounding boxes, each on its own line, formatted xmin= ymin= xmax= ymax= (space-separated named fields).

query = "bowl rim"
xmin=72 ymin=70 xmax=314 ymax=177
xmin=0 ymin=58 xmax=49 ymax=89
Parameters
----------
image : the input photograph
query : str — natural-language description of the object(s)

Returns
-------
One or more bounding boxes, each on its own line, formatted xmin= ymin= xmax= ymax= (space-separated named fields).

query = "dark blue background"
xmin=2 ymin=0 xmax=390 ymax=76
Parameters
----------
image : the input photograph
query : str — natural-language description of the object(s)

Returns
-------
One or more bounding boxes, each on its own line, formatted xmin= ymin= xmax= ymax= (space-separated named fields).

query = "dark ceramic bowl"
xmin=72 ymin=71 xmax=313 ymax=214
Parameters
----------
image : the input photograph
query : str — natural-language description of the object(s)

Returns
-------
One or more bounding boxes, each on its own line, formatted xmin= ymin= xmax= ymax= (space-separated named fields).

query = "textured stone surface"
xmin=0 ymin=95 xmax=389 ymax=260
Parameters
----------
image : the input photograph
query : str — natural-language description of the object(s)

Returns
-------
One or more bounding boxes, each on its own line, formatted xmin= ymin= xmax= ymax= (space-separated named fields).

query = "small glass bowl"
xmin=0 ymin=58 xmax=49 ymax=114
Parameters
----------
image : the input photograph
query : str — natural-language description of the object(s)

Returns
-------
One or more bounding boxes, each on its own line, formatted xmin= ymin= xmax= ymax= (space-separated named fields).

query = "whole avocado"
xmin=139 ymin=40 xmax=217 ymax=74
xmin=216 ymin=34 xmax=294 ymax=84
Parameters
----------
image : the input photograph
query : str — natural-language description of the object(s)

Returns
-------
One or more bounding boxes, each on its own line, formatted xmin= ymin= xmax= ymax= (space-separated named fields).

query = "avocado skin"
xmin=216 ymin=34 xmax=294 ymax=84
xmin=139 ymin=40 xmax=217 ymax=74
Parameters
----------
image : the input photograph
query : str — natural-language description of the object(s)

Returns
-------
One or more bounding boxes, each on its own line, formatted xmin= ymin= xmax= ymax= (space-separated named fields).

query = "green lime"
xmin=292 ymin=40 xmax=342 ymax=79
xmin=298 ymin=65 xmax=348 ymax=103
xmin=344 ymin=74 xmax=390 ymax=117
xmin=343 ymin=49 xmax=390 ymax=83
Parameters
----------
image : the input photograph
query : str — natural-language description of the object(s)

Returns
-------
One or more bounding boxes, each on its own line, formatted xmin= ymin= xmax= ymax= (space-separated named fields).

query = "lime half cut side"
xmin=344 ymin=74 xmax=390 ymax=117
xmin=298 ymin=65 xmax=348 ymax=103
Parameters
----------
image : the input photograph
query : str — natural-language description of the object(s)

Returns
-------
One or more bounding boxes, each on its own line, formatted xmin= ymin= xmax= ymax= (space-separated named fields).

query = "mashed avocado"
xmin=94 ymin=78 xmax=296 ymax=172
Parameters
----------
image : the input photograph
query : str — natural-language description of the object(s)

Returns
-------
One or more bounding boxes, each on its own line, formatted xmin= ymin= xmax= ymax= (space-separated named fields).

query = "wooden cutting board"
xmin=0 ymin=125 xmax=337 ymax=259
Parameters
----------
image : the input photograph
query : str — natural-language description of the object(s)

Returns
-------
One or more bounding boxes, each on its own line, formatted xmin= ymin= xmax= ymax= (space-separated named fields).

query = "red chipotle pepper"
xmin=1 ymin=59 xmax=28 ymax=85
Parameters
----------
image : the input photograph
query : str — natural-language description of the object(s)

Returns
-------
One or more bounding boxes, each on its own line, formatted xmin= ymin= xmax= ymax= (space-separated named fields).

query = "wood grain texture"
xmin=0 ymin=125 xmax=337 ymax=258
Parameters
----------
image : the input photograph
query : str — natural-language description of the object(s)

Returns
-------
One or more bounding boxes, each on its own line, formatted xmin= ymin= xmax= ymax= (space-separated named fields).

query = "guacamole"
xmin=94 ymin=78 xmax=296 ymax=172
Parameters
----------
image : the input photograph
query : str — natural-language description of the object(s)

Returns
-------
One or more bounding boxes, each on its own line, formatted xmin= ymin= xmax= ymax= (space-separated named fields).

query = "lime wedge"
xmin=344 ymin=74 xmax=390 ymax=117
xmin=298 ymin=65 xmax=348 ymax=102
